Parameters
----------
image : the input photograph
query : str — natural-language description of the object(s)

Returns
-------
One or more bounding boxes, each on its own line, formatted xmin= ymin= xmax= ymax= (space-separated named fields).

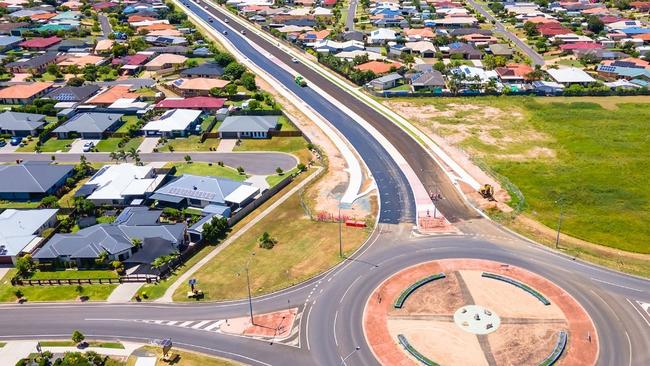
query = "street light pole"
xmin=340 ymin=346 xmax=360 ymax=366
xmin=555 ymin=201 xmax=564 ymax=249
xmin=239 ymin=252 xmax=256 ymax=325
xmin=338 ymin=205 xmax=343 ymax=258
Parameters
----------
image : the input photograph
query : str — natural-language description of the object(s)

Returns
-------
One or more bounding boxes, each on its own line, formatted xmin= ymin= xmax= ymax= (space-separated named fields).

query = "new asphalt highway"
xmin=0 ymin=2 xmax=647 ymax=365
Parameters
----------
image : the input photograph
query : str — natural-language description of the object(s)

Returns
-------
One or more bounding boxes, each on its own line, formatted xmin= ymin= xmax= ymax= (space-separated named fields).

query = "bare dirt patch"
xmin=490 ymin=324 xmax=561 ymax=365
xmin=390 ymin=273 xmax=464 ymax=315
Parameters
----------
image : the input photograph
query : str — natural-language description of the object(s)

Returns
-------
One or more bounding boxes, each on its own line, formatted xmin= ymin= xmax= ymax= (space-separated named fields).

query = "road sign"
xmin=36 ymin=342 xmax=41 ymax=353
xmin=188 ymin=278 xmax=197 ymax=286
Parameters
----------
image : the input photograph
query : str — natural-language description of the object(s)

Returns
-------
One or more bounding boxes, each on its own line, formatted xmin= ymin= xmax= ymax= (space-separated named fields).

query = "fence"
xmin=227 ymin=173 xmax=294 ymax=226
xmin=229 ymin=109 xmax=283 ymax=116
xmin=11 ymin=273 xmax=157 ymax=286
xmin=269 ymin=130 xmax=303 ymax=137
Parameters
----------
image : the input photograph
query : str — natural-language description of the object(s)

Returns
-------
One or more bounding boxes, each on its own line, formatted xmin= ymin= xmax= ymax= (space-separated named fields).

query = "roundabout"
xmin=363 ymin=259 xmax=599 ymax=366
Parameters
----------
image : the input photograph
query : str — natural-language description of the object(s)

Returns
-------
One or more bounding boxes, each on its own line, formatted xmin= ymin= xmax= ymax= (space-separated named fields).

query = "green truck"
xmin=295 ymin=75 xmax=307 ymax=87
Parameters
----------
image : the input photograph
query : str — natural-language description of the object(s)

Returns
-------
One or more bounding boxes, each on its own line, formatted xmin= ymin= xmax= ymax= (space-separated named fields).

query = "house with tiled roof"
xmin=168 ymin=78 xmax=230 ymax=97
xmin=46 ymin=85 xmax=101 ymax=103
xmin=495 ymin=64 xmax=534 ymax=82
xmin=355 ymin=60 xmax=402 ymax=74
xmin=0 ymin=82 xmax=53 ymax=104
xmin=144 ymin=53 xmax=187 ymax=70
xmin=85 ymin=85 xmax=140 ymax=106
xmin=155 ymin=97 xmax=226 ymax=112
xmin=5 ymin=52 xmax=60 ymax=73
xmin=58 ymin=54 xmax=106 ymax=68
xmin=19 ymin=36 xmax=61 ymax=50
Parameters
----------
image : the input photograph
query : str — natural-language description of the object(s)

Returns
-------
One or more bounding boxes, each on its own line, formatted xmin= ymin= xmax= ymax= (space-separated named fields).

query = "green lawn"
xmin=0 ymin=200 xmax=40 ymax=209
xmin=163 ymin=135 xmax=221 ymax=151
xmin=95 ymin=137 xmax=144 ymax=152
xmin=277 ymin=115 xmax=298 ymax=131
xmin=173 ymin=192 xmax=372 ymax=301
xmin=30 ymin=270 xmax=118 ymax=280
xmin=165 ymin=162 xmax=247 ymax=181
xmin=37 ymin=138 xmax=74 ymax=152
xmin=265 ymin=167 xmax=298 ymax=187
xmin=116 ymin=116 xmax=142 ymax=133
xmin=234 ymin=136 xmax=307 ymax=153
xmin=386 ymin=96 xmax=650 ymax=254
xmin=38 ymin=341 xmax=124 ymax=349
xmin=200 ymin=115 xmax=216 ymax=132
xmin=0 ymin=269 xmax=117 ymax=302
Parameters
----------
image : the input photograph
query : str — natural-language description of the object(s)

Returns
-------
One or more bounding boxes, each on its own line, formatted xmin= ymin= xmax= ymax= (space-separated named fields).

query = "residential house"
xmin=155 ymin=97 xmax=227 ymax=112
xmin=33 ymin=207 xmax=186 ymax=268
xmin=53 ymin=112 xmax=124 ymax=139
xmin=367 ymin=29 xmax=397 ymax=45
xmin=19 ymin=36 xmax=61 ymax=50
xmin=46 ymin=85 xmax=101 ymax=103
xmin=5 ymin=52 xmax=60 ymax=73
xmin=0 ymin=35 xmax=22 ymax=51
xmin=145 ymin=35 xmax=188 ymax=46
xmin=368 ymin=73 xmax=403 ymax=91
xmin=0 ymin=82 xmax=53 ymax=104
xmin=144 ymin=53 xmax=187 ymax=71
xmin=85 ymin=85 xmax=140 ymax=106
xmin=0 ymin=22 xmax=29 ymax=35
xmin=141 ymin=109 xmax=202 ymax=137
xmin=94 ymin=39 xmax=114 ymax=54
xmin=355 ymin=60 xmax=402 ymax=74
xmin=168 ymin=78 xmax=230 ymax=97
xmin=146 ymin=46 xmax=189 ymax=54
xmin=461 ymin=33 xmax=498 ymax=46
xmin=112 ymin=53 xmax=151 ymax=75
xmin=76 ymin=163 xmax=167 ymax=205
xmin=547 ymin=67 xmax=596 ymax=85
xmin=495 ymin=64 xmax=534 ymax=82
xmin=0 ymin=209 xmax=59 ymax=265
xmin=151 ymin=174 xmax=259 ymax=216
xmin=404 ymin=41 xmax=437 ymax=58
xmin=218 ymin=115 xmax=280 ymax=139
xmin=0 ymin=161 xmax=74 ymax=201
xmin=409 ymin=70 xmax=446 ymax=91
xmin=179 ymin=62 xmax=224 ymax=78
xmin=58 ymin=54 xmax=106 ymax=68
xmin=532 ymin=80 xmax=565 ymax=95
xmin=309 ymin=39 xmax=364 ymax=53
xmin=443 ymin=42 xmax=482 ymax=60
xmin=488 ymin=44 xmax=514 ymax=58
xmin=0 ymin=111 xmax=46 ymax=136
xmin=427 ymin=16 xmax=478 ymax=28
xmin=47 ymin=39 xmax=92 ymax=52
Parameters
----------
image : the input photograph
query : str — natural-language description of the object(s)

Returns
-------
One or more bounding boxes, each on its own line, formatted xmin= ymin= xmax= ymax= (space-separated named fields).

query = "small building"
xmin=5 ymin=52 xmax=60 ymax=73
xmin=53 ymin=112 xmax=124 ymax=139
xmin=0 ymin=209 xmax=59 ymax=265
xmin=179 ymin=62 xmax=224 ymax=78
xmin=546 ymin=67 xmax=597 ymax=85
xmin=168 ymin=77 xmax=230 ymax=97
xmin=76 ymin=163 xmax=167 ymax=205
xmin=144 ymin=53 xmax=187 ymax=71
xmin=46 ymin=85 xmax=101 ymax=103
xmin=33 ymin=207 xmax=186 ymax=267
xmin=0 ymin=161 xmax=74 ymax=201
xmin=488 ymin=44 xmax=514 ymax=58
xmin=355 ymin=60 xmax=402 ymax=75
xmin=141 ymin=109 xmax=202 ymax=137
xmin=0 ymin=82 xmax=53 ymax=104
xmin=532 ymin=80 xmax=565 ymax=95
xmin=217 ymin=115 xmax=280 ymax=139
xmin=368 ymin=73 xmax=403 ymax=91
xmin=0 ymin=111 xmax=47 ymax=137
xmin=150 ymin=174 xmax=259 ymax=216
xmin=19 ymin=36 xmax=61 ymax=50
xmin=409 ymin=70 xmax=446 ymax=91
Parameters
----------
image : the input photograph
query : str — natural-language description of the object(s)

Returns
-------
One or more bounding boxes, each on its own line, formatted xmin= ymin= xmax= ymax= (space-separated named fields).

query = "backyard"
xmin=0 ymin=269 xmax=117 ymax=302
xmin=96 ymin=137 xmax=144 ymax=152
xmin=165 ymin=162 xmax=247 ymax=181
xmin=384 ymin=96 xmax=650 ymax=258
xmin=161 ymin=135 xmax=221 ymax=151
xmin=234 ymin=136 xmax=311 ymax=163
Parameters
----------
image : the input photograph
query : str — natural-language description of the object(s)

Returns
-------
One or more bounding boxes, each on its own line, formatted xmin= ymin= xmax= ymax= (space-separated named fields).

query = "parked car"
xmin=225 ymin=18 xmax=229 ymax=23
xmin=10 ymin=136 xmax=22 ymax=146
xmin=82 ymin=142 xmax=94 ymax=152
xmin=0 ymin=139 xmax=6 ymax=147
xmin=292 ymin=57 xmax=299 ymax=63
xmin=240 ymin=30 xmax=245 ymax=34
xmin=223 ymin=30 xmax=228 ymax=35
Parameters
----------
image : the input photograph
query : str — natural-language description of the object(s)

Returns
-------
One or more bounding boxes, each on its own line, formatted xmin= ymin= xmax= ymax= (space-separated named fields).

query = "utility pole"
xmin=238 ymin=252 xmax=256 ymax=325
xmin=555 ymin=200 xmax=564 ymax=249
xmin=338 ymin=205 xmax=343 ymax=258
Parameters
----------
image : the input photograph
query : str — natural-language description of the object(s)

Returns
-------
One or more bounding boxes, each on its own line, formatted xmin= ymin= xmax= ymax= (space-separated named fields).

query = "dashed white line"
xmin=591 ymin=278 xmax=644 ymax=292
xmin=626 ymin=298 xmax=650 ymax=328
xmin=179 ymin=321 xmax=194 ymax=327
xmin=625 ymin=330 xmax=632 ymax=366
xmin=192 ymin=320 xmax=212 ymax=329
xmin=333 ymin=310 xmax=339 ymax=346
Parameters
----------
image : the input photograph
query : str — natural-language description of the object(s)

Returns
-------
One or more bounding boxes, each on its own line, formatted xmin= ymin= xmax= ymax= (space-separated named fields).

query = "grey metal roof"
xmin=410 ymin=70 xmax=445 ymax=87
xmin=0 ymin=110 xmax=46 ymax=132
xmin=46 ymin=85 xmax=100 ymax=102
xmin=114 ymin=207 xmax=162 ymax=226
xmin=0 ymin=36 xmax=22 ymax=46
xmin=34 ymin=210 xmax=185 ymax=260
xmin=0 ymin=161 xmax=73 ymax=194
xmin=153 ymin=174 xmax=244 ymax=205
xmin=53 ymin=112 xmax=123 ymax=134
xmin=371 ymin=73 xmax=403 ymax=84
xmin=218 ymin=115 xmax=279 ymax=133
xmin=180 ymin=62 xmax=224 ymax=77
xmin=6 ymin=52 xmax=58 ymax=69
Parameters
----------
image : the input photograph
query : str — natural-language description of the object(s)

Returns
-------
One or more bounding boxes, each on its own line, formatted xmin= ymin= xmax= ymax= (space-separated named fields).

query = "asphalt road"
xmin=346 ymin=0 xmax=358 ymax=31
xmin=98 ymin=15 xmax=112 ymax=38
xmin=0 ymin=2 xmax=647 ymax=366
xmin=0 ymin=152 xmax=297 ymax=175
xmin=464 ymin=0 xmax=545 ymax=66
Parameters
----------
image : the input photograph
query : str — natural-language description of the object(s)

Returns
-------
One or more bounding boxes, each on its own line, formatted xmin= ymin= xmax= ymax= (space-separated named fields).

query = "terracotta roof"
xmin=355 ymin=60 xmax=402 ymax=74
xmin=128 ymin=15 xmax=156 ymax=23
xmin=495 ymin=64 xmax=534 ymax=80
xmin=145 ymin=53 xmax=187 ymax=68
xmin=630 ymin=1 xmax=650 ymax=9
xmin=404 ymin=27 xmax=435 ymax=38
xmin=20 ymin=36 xmax=61 ymax=49
xmin=86 ymin=85 xmax=139 ymax=105
xmin=155 ymin=97 xmax=226 ymax=109
xmin=633 ymin=33 xmax=650 ymax=41
xmin=0 ymin=82 xmax=52 ymax=99
xmin=137 ymin=23 xmax=176 ymax=32
xmin=58 ymin=55 xmax=105 ymax=67
xmin=171 ymin=78 xmax=230 ymax=91
xmin=31 ymin=12 xmax=57 ymax=20
xmin=94 ymin=39 xmax=114 ymax=52
xmin=298 ymin=29 xmax=330 ymax=41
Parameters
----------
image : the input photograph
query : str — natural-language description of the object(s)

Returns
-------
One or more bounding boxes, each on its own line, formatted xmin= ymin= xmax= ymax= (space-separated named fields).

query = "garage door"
xmin=0 ymin=256 xmax=13 ymax=264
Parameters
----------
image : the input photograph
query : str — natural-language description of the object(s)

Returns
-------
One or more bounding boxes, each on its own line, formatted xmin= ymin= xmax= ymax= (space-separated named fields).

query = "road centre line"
xmin=591 ymin=278 xmax=644 ymax=292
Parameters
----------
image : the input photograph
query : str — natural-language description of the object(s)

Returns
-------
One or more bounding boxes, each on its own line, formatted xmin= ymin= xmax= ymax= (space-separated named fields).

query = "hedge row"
xmin=539 ymin=330 xmax=568 ymax=366
xmin=393 ymin=273 xmax=446 ymax=309
xmin=397 ymin=334 xmax=441 ymax=366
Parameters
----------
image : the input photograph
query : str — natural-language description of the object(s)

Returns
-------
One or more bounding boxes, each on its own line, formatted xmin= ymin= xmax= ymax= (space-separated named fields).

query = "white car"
xmin=240 ymin=30 xmax=245 ymax=34
xmin=291 ymin=57 xmax=299 ymax=63
xmin=82 ymin=142 xmax=94 ymax=152
xmin=225 ymin=18 xmax=229 ymax=23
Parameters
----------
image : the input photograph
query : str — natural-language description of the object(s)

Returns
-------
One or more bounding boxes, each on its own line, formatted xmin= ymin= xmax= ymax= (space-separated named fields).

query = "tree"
xmin=237 ymin=166 xmax=245 ymax=174
xmin=73 ymin=197 xmax=95 ymax=216
xmin=275 ymin=167 xmax=284 ymax=175
xmin=240 ymin=72 xmax=257 ymax=91
xmin=586 ymin=15 xmax=604 ymax=34
xmin=224 ymin=83 xmax=237 ymax=96
xmin=95 ymin=251 xmax=108 ymax=266
xmin=127 ymin=147 xmax=140 ymax=163
xmin=201 ymin=216 xmax=229 ymax=243
xmin=214 ymin=51 xmax=235 ymax=66
xmin=112 ymin=43 xmax=128 ymax=57
xmin=297 ymin=163 xmax=306 ymax=172
xmin=117 ymin=149 xmax=127 ymax=163
xmin=15 ymin=254 xmax=35 ymax=278
xmin=40 ymin=195 xmax=60 ymax=208
xmin=151 ymin=252 xmax=179 ymax=271
xmin=223 ymin=62 xmax=246 ymax=80
xmin=185 ymin=58 xmax=199 ymax=68
xmin=258 ymin=232 xmax=277 ymax=249
xmin=184 ymin=154 xmax=192 ymax=163
xmin=71 ymin=330 xmax=85 ymax=344
xmin=523 ymin=21 xmax=539 ymax=37
xmin=131 ymin=238 xmax=142 ymax=248
xmin=109 ymin=151 xmax=120 ymax=164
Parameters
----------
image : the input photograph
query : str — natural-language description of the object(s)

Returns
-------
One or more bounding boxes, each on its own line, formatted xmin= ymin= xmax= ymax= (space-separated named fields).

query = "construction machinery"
xmin=479 ymin=184 xmax=495 ymax=201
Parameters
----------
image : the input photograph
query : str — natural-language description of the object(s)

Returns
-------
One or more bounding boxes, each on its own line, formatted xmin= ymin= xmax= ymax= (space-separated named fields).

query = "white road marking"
xmin=626 ymin=298 xmax=650 ymax=328
xmin=204 ymin=320 xmax=223 ymax=331
xmin=591 ymin=278 xmax=644 ymax=292
xmin=625 ymin=330 xmax=632 ymax=366
xmin=304 ymin=304 xmax=313 ymax=350
xmin=333 ymin=310 xmax=339 ymax=346
xmin=340 ymin=276 xmax=362 ymax=305
xmin=192 ymin=320 xmax=212 ymax=329
xmin=166 ymin=321 xmax=178 ymax=326
xmin=179 ymin=321 xmax=194 ymax=327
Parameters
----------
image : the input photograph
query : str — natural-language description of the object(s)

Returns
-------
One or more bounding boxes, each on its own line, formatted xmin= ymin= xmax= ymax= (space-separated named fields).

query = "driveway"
xmin=0 ymin=152 xmax=298 ymax=175
xmin=0 ymin=142 xmax=18 ymax=153
xmin=68 ymin=139 xmax=100 ymax=153
xmin=137 ymin=137 xmax=159 ymax=153
xmin=216 ymin=139 xmax=237 ymax=152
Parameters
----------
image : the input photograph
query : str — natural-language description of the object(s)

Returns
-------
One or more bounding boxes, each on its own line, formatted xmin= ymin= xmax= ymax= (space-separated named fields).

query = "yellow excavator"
xmin=479 ymin=184 xmax=495 ymax=201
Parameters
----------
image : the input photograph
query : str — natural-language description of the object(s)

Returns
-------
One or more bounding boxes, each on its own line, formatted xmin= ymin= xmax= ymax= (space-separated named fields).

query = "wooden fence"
xmin=11 ymin=273 xmax=158 ymax=286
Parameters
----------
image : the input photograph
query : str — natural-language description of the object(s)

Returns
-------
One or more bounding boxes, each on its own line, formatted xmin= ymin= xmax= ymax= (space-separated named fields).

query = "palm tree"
xmin=117 ymin=150 xmax=127 ymax=163
xmin=127 ymin=147 xmax=140 ymax=164
xmin=109 ymin=151 xmax=120 ymax=164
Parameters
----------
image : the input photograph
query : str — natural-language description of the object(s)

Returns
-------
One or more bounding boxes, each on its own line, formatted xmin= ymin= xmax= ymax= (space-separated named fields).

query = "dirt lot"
xmin=390 ymin=273 xmax=464 ymax=316
xmin=490 ymin=324 xmax=562 ymax=366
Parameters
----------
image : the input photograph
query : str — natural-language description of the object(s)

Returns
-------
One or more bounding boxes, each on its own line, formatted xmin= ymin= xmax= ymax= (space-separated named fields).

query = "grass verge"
xmin=0 ymin=269 xmax=117 ymax=302
xmin=164 ymin=162 xmax=247 ymax=181
xmin=126 ymin=346 xmax=239 ymax=366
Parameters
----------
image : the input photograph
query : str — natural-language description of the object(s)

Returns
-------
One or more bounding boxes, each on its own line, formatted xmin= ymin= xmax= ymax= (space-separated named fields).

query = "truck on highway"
xmin=295 ymin=75 xmax=307 ymax=87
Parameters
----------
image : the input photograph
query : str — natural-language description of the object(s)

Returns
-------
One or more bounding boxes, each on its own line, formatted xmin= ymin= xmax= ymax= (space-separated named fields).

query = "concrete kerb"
xmin=202 ymin=2 xmax=441 ymax=226
xmin=176 ymin=0 xmax=363 ymax=206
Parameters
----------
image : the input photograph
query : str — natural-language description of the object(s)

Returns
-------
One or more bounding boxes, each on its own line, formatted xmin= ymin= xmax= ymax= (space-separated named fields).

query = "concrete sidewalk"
xmin=159 ymin=166 xmax=323 ymax=302
xmin=107 ymin=282 xmax=143 ymax=303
